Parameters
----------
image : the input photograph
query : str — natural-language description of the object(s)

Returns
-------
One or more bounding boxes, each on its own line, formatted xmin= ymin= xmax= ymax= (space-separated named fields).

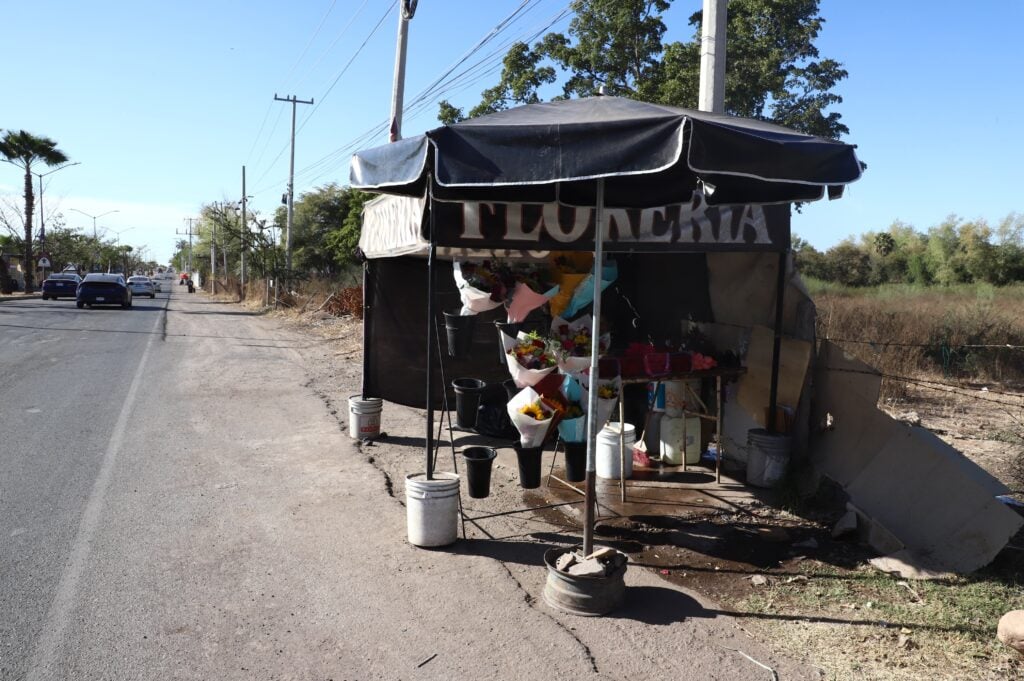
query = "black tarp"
xmin=350 ymin=97 xmax=862 ymax=206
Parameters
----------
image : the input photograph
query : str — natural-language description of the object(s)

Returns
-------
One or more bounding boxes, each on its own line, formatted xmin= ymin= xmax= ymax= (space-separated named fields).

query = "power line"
xmin=266 ymin=1 xmax=572 ymax=192
xmin=251 ymin=0 xmax=572 ymax=195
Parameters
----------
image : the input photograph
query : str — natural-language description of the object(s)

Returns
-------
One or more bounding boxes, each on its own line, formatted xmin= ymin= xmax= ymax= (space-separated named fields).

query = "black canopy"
xmin=350 ymin=96 xmax=862 ymax=207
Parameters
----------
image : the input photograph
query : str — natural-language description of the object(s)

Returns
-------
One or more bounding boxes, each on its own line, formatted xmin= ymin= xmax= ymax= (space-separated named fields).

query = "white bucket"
xmin=405 ymin=472 xmax=460 ymax=547
xmin=597 ymin=423 xmax=635 ymax=480
xmin=664 ymin=380 xmax=701 ymax=417
xmin=660 ymin=415 xmax=702 ymax=465
xmin=746 ymin=429 xmax=792 ymax=488
xmin=348 ymin=395 xmax=383 ymax=439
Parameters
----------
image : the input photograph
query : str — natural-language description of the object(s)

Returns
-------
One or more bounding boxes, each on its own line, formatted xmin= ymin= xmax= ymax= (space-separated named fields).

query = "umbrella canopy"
xmin=350 ymin=96 xmax=862 ymax=206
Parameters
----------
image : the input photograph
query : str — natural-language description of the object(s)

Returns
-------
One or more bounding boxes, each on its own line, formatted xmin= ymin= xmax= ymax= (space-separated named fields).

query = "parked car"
xmin=77 ymin=273 xmax=132 ymax=309
xmin=127 ymin=276 xmax=156 ymax=298
xmin=41 ymin=272 xmax=82 ymax=300
xmin=152 ymin=278 xmax=162 ymax=292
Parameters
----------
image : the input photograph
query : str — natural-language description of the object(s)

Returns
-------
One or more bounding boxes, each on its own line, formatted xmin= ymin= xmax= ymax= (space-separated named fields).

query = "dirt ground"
xmin=271 ymin=307 xmax=1024 ymax=681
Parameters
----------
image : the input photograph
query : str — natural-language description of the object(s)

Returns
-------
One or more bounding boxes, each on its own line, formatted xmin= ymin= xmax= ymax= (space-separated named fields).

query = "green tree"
xmin=446 ymin=0 xmax=849 ymax=140
xmin=0 ymin=130 xmax=70 ymax=292
xmin=271 ymin=184 xmax=371 ymax=277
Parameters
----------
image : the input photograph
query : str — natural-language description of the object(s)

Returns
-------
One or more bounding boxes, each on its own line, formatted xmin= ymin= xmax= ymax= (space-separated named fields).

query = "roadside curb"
xmin=0 ymin=293 xmax=43 ymax=302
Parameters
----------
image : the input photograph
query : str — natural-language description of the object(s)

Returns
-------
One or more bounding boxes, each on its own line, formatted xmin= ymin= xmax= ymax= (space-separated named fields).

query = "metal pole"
xmin=424 ymin=186 xmax=436 ymax=479
xmin=698 ymin=0 xmax=727 ymax=114
xmin=583 ymin=178 xmax=606 ymax=557
xmin=767 ymin=250 xmax=787 ymax=432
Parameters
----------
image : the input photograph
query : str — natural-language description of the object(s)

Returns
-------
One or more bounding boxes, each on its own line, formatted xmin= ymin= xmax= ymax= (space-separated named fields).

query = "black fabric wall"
xmin=364 ymin=253 xmax=714 ymax=409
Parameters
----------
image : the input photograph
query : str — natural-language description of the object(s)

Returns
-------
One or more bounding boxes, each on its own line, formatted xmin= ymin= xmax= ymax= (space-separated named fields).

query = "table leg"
xmin=619 ymin=397 xmax=626 ymax=502
xmin=716 ymin=374 xmax=723 ymax=484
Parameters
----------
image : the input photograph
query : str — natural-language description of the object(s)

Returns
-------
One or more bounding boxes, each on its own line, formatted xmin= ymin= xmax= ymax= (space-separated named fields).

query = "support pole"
xmin=361 ymin=260 xmax=371 ymax=399
xmin=698 ymin=0 xmax=728 ymax=114
xmin=424 ymin=187 xmax=436 ymax=479
xmin=240 ymin=166 xmax=246 ymax=296
xmin=583 ymin=178 xmax=606 ymax=557
xmin=273 ymin=94 xmax=314 ymax=281
xmin=767 ymin=250 xmax=787 ymax=432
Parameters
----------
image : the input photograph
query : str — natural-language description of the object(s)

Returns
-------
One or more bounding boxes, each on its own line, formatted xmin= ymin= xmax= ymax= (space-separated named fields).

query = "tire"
xmin=42 ymin=295 xmax=48 ymax=300
xmin=150 ymin=293 xmax=155 ymax=299
xmin=76 ymin=301 xmax=84 ymax=309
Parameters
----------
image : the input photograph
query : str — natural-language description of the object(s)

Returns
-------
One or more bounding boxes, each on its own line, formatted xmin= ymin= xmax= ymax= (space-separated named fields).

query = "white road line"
xmin=25 ymin=309 xmax=163 ymax=681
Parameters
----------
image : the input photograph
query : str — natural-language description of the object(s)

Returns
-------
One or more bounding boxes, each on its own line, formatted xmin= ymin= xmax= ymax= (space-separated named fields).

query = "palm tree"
xmin=0 ymin=130 xmax=70 ymax=293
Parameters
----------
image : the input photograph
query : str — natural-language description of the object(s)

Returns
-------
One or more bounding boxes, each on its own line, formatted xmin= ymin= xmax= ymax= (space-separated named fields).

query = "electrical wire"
xmin=279 ymin=1 xmax=573 ymax=191
xmin=252 ymin=0 xmax=397 ymax=188
xmin=250 ymin=0 xmax=573 ymax=195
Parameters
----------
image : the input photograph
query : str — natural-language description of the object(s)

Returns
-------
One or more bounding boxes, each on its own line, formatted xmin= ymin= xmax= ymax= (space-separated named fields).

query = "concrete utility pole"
xmin=273 ymin=94 xmax=313 ymax=278
xmin=698 ymin=0 xmax=727 ymax=114
xmin=240 ymin=166 xmax=247 ymax=295
xmin=389 ymin=0 xmax=418 ymax=141
xmin=177 ymin=218 xmax=199 ymax=276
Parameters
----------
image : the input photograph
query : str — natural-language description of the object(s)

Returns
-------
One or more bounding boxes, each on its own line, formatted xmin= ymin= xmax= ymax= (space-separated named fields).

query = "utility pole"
xmin=273 ymin=94 xmax=313 ymax=279
xmin=240 ymin=166 xmax=247 ymax=296
xmin=698 ymin=0 xmax=727 ymax=114
xmin=389 ymin=0 xmax=418 ymax=141
xmin=177 ymin=218 xmax=199 ymax=279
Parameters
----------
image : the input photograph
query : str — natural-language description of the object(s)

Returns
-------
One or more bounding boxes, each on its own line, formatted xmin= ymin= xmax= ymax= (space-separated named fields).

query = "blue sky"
xmin=3 ymin=1 xmax=1022 ymax=264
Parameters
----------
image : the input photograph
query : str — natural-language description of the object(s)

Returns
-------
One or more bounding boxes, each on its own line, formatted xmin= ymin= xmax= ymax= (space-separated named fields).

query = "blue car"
xmin=41 ymin=272 xmax=82 ymax=300
xmin=76 ymin=273 xmax=132 ymax=309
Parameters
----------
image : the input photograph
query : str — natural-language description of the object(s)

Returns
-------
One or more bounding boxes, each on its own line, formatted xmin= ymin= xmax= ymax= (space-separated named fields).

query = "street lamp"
xmin=111 ymin=227 xmax=135 ymax=274
xmin=68 ymin=208 xmax=120 ymax=241
xmin=32 ymin=162 xmax=81 ymax=244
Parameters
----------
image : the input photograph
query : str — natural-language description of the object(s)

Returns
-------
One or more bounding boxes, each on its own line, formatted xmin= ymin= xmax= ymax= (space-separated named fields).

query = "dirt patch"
xmin=270 ymin=309 xmax=1024 ymax=681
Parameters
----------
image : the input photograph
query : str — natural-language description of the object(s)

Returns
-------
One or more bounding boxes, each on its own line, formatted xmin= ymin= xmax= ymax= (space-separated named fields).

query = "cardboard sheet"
xmin=737 ymin=325 xmax=812 ymax=428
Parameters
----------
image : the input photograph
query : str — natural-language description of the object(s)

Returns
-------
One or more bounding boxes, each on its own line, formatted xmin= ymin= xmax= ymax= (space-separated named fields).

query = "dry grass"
xmin=811 ymin=281 xmax=1024 ymax=402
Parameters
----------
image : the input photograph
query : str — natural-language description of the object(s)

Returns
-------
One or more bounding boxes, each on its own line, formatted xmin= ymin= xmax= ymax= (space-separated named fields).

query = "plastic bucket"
xmin=495 ymin=321 xmax=523 ymax=363
xmin=659 ymin=415 xmax=701 ymax=465
xmin=348 ymin=395 xmax=383 ymax=439
xmin=444 ymin=311 xmax=476 ymax=359
xmin=461 ymin=446 xmax=497 ymax=498
xmin=562 ymin=441 xmax=587 ymax=482
xmin=405 ymin=472 xmax=460 ymax=547
xmin=452 ymin=378 xmax=486 ymax=429
xmin=745 ymin=428 xmax=792 ymax=488
xmin=597 ymin=423 xmax=635 ymax=480
xmin=514 ymin=445 xmax=544 ymax=489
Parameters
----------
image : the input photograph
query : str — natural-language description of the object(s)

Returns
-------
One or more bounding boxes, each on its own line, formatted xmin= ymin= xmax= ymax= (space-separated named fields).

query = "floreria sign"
xmin=431 ymin=192 xmax=789 ymax=252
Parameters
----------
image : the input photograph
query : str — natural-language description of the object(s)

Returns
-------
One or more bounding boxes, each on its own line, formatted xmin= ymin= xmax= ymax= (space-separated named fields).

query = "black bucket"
xmin=452 ymin=378 xmax=486 ymax=429
xmin=462 ymin=446 xmax=498 ymax=498
xmin=562 ymin=441 xmax=587 ymax=482
xmin=502 ymin=378 xmax=519 ymax=401
xmin=514 ymin=445 xmax=544 ymax=489
xmin=444 ymin=311 xmax=476 ymax=359
xmin=495 ymin=320 xmax=522 ymax=363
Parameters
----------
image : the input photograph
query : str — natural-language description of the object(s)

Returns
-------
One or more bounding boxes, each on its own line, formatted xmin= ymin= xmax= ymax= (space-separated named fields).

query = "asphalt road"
xmin=0 ymin=284 xmax=818 ymax=681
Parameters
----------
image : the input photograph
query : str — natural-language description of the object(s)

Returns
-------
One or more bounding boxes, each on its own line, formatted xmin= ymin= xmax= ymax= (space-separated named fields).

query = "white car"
xmin=127 ymin=276 xmax=156 ymax=298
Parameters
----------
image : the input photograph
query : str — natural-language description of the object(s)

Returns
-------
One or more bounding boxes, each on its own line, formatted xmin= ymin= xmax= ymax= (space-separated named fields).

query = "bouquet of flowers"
xmin=550 ymin=316 xmax=610 ymax=375
xmin=505 ymin=263 xmax=559 ymax=323
xmin=561 ymin=258 xmax=618 ymax=319
xmin=547 ymin=253 xmax=593 ymax=318
xmin=453 ymin=260 xmax=507 ymax=315
xmin=557 ymin=374 xmax=587 ymax=443
xmin=505 ymin=331 xmax=560 ymax=388
xmin=507 ymin=386 xmax=557 ymax=448
xmin=580 ymin=375 xmax=622 ymax=430
xmin=691 ymin=352 xmax=717 ymax=370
